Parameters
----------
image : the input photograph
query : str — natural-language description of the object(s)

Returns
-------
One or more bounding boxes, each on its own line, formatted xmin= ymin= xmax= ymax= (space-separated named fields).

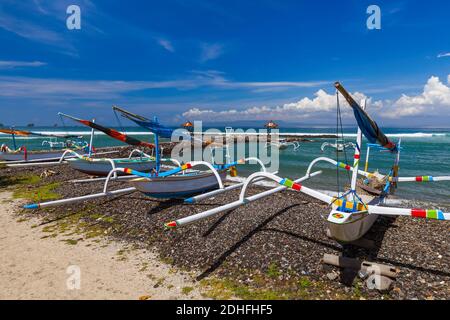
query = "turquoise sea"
xmin=2 ymin=126 xmax=450 ymax=208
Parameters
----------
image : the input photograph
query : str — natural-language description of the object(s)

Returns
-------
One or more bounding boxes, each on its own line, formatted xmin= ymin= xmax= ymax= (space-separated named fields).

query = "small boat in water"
xmin=0 ymin=128 xmax=87 ymax=163
xmin=266 ymin=138 xmax=300 ymax=151
xmin=321 ymin=139 xmax=355 ymax=153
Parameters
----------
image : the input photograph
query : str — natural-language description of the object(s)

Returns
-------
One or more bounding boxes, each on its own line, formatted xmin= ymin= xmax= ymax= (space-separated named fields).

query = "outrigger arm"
xmin=242 ymin=173 xmax=450 ymax=222
xmin=23 ymin=159 xmax=252 ymax=210
xmin=164 ymin=171 xmax=323 ymax=228
xmin=165 ymin=168 xmax=450 ymax=229
xmin=23 ymin=161 xmax=218 ymax=209
xmin=306 ymin=157 xmax=450 ymax=184
xmin=306 ymin=156 xmax=384 ymax=180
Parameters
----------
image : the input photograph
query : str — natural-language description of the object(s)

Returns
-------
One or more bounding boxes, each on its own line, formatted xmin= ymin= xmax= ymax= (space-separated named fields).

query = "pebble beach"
xmin=1 ymin=147 xmax=448 ymax=300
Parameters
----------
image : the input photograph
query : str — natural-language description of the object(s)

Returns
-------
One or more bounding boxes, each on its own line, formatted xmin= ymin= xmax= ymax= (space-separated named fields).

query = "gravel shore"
xmin=1 ymin=155 xmax=449 ymax=300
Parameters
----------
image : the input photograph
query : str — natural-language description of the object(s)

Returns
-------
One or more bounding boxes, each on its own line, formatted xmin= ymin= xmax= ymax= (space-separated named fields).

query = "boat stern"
xmin=326 ymin=209 xmax=378 ymax=243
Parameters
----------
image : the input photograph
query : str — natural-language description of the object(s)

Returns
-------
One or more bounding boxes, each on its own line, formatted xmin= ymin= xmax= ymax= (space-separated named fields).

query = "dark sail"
xmin=335 ymin=82 xmax=397 ymax=151
xmin=58 ymin=113 xmax=155 ymax=149
xmin=113 ymin=106 xmax=175 ymax=139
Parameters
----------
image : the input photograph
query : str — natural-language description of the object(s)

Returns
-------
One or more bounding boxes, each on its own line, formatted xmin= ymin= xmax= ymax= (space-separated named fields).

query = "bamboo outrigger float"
xmin=165 ymin=82 xmax=450 ymax=242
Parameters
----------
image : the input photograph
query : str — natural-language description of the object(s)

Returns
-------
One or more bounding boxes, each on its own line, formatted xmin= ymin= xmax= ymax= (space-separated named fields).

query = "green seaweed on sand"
xmin=1 ymin=172 xmax=61 ymax=202
xmin=298 ymin=276 xmax=312 ymax=288
xmin=116 ymin=248 xmax=128 ymax=261
xmin=200 ymin=273 xmax=363 ymax=300
xmin=266 ymin=262 xmax=282 ymax=279
xmin=160 ymin=255 xmax=175 ymax=265
xmin=154 ymin=278 xmax=165 ymax=288
xmin=200 ymin=278 xmax=281 ymax=300
xmin=62 ymin=239 xmax=79 ymax=245
xmin=182 ymin=286 xmax=194 ymax=295
xmin=36 ymin=205 xmax=118 ymax=243
xmin=13 ymin=182 xmax=60 ymax=202
xmin=139 ymin=262 xmax=149 ymax=272
xmin=1 ymin=173 xmax=40 ymax=188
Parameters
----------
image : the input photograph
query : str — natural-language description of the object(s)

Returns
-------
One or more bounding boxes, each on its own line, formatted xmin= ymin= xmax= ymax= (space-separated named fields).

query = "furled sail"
xmin=113 ymin=106 xmax=175 ymax=139
xmin=334 ymin=82 xmax=397 ymax=152
xmin=0 ymin=128 xmax=79 ymax=139
xmin=57 ymin=113 xmax=155 ymax=149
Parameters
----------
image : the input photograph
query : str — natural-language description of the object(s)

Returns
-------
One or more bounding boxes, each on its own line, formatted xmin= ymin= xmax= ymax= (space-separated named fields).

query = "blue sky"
xmin=0 ymin=0 xmax=449 ymax=127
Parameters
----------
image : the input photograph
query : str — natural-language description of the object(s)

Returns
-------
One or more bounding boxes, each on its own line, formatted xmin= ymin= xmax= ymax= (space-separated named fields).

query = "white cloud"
xmin=183 ymin=89 xmax=372 ymax=121
xmin=157 ymin=38 xmax=175 ymax=52
xmin=382 ymin=75 xmax=450 ymax=118
xmin=0 ymin=60 xmax=46 ymax=69
xmin=183 ymin=75 xmax=450 ymax=122
xmin=0 ymin=72 xmax=327 ymax=100
xmin=437 ymin=52 xmax=450 ymax=58
xmin=200 ymin=43 xmax=224 ymax=62
xmin=0 ymin=76 xmax=195 ymax=99
xmin=189 ymin=70 xmax=329 ymax=90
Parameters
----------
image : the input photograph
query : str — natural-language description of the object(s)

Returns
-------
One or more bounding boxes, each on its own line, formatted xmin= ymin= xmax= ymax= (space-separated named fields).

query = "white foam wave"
xmin=1 ymin=131 xmax=447 ymax=139
xmin=0 ymin=131 xmax=155 ymax=137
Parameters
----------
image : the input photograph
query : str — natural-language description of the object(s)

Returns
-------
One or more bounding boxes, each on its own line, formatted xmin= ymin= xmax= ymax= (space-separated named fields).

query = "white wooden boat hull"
xmin=67 ymin=158 xmax=155 ymax=176
xmin=327 ymin=213 xmax=378 ymax=242
xmin=0 ymin=150 xmax=65 ymax=162
xmin=131 ymin=170 xmax=227 ymax=198
xmin=327 ymin=194 xmax=379 ymax=242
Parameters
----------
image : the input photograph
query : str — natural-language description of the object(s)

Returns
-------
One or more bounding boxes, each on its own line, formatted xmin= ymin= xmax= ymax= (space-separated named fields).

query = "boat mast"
xmin=88 ymin=118 xmax=95 ymax=157
xmin=364 ymin=145 xmax=371 ymax=172
xmin=11 ymin=127 xmax=17 ymax=150
xmin=154 ymin=116 xmax=160 ymax=173
xmin=350 ymin=99 xmax=366 ymax=196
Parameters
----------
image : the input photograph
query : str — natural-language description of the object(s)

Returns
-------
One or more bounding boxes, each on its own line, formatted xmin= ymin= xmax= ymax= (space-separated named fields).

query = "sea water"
xmin=2 ymin=126 xmax=449 ymax=208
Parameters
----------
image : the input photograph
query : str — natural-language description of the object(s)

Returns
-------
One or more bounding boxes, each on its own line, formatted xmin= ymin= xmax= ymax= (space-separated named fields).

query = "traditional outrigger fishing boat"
xmin=111 ymin=106 xmax=260 ymax=198
xmin=164 ymin=82 xmax=450 ymax=243
xmin=56 ymin=113 xmax=159 ymax=177
xmin=0 ymin=128 xmax=87 ymax=162
xmin=24 ymin=107 xmax=269 ymax=209
xmin=321 ymin=139 xmax=355 ymax=153
xmin=266 ymin=138 xmax=300 ymax=151
xmin=5 ymin=115 xmax=155 ymax=176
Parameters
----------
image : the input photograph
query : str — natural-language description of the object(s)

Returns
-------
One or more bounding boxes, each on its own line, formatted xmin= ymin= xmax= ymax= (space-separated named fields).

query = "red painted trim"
xmin=411 ymin=209 xmax=426 ymax=218
xmin=292 ymin=183 xmax=302 ymax=191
